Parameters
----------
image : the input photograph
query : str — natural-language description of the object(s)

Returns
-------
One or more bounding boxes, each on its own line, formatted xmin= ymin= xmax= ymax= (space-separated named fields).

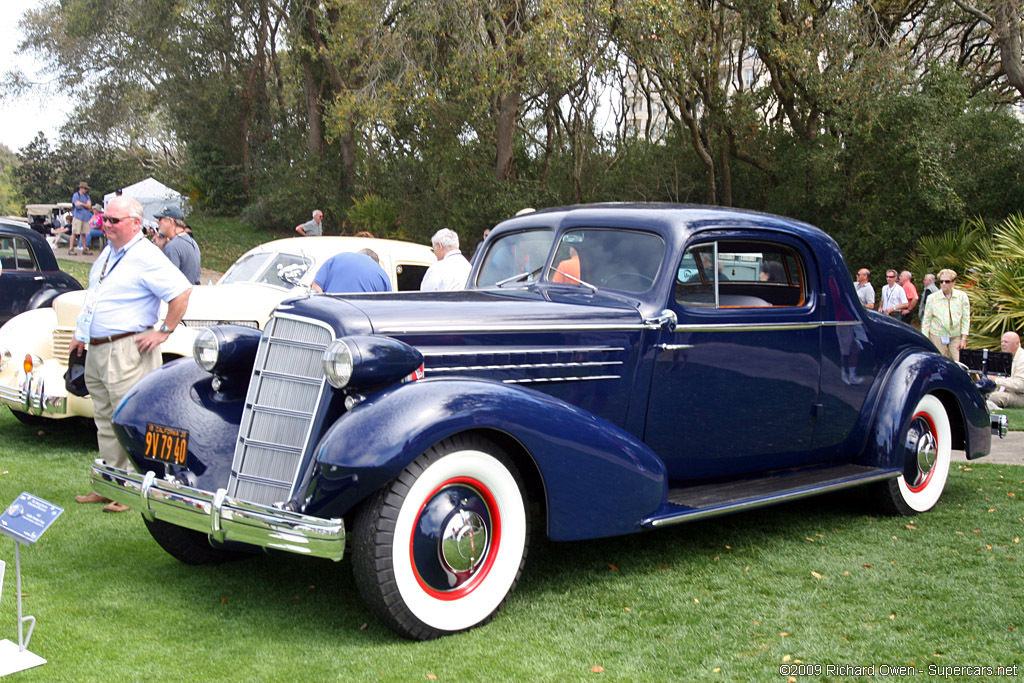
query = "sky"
xmin=0 ymin=0 xmax=67 ymax=153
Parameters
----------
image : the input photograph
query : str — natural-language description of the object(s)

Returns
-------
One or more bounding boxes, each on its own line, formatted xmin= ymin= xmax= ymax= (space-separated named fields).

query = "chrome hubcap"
xmin=916 ymin=431 xmax=937 ymax=477
xmin=440 ymin=508 xmax=488 ymax=574
xmin=412 ymin=483 xmax=495 ymax=594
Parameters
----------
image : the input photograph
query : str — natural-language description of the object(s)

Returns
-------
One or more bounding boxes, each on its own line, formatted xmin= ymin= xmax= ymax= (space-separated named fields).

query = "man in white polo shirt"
xmin=420 ymin=228 xmax=471 ymax=291
xmin=69 ymin=196 xmax=192 ymax=513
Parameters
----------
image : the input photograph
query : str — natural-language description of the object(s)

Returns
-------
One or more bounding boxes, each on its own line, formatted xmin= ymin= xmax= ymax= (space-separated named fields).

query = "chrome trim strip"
xmin=656 ymin=344 xmax=694 ymax=351
xmin=676 ymin=320 xmax=860 ymax=333
xmin=381 ymin=320 xmax=861 ymax=335
xmin=503 ymin=375 xmax=621 ymax=384
xmin=644 ymin=469 xmax=897 ymax=528
xmin=423 ymin=346 xmax=626 ymax=357
xmin=427 ymin=361 xmax=623 ymax=373
xmin=378 ymin=322 xmax=648 ymax=334
xmin=91 ymin=460 xmax=345 ymax=561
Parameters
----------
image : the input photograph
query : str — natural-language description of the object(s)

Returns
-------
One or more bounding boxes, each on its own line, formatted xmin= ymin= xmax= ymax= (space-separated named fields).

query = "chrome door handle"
xmin=656 ymin=344 xmax=693 ymax=351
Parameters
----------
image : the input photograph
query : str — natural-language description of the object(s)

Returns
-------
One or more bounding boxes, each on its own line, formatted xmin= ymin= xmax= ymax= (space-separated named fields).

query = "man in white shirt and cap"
xmin=420 ymin=228 xmax=471 ymax=291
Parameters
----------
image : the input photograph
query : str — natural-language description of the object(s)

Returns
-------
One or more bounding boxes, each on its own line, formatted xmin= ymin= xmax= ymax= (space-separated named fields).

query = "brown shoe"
xmin=75 ymin=492 xmax=111 ymax=504
xmin=102 ymin=501 xmax=131 ymax=513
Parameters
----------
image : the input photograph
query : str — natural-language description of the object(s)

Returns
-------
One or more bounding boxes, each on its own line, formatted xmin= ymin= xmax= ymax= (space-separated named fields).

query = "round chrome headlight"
xmin=193 ymin=328 xmax=220 ymax=372
xmin=323 ymin=339 xmax=355 ymax=389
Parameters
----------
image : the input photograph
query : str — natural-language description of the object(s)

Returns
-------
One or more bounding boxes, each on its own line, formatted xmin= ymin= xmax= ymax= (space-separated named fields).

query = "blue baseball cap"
xmin=154 ymin=205 xmax=185 ymax=221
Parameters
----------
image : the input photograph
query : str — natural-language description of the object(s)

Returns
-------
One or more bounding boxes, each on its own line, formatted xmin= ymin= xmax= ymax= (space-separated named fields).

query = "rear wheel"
xmin=142 ymin=517 xmax=246 ymax=565
xmin=875 ymin=394 xmax=951 ymax=515
xmin=352 ymin=435 xmax=529 ymax=640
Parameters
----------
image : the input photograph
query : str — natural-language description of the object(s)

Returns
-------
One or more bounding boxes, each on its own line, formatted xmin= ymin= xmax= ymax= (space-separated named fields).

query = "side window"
xmin=0 ymin=236 xmax=38 ymax=271
xmin=15 ymin=238 xmax=38 ymax=270
xmin=675 ymin=240 xmax=807 ymax=308
xmin=395 ymin=263 xmax=429 ymax=291
xmin=0 ymin=236 xmax=15 ymax=271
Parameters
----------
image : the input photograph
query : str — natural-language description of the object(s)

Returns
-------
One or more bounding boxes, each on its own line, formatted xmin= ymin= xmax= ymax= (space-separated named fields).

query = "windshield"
xmin=475 ymin=229 xmax=555 ymax=287
xmin=546 ymin=229 xmax=664 ymax=293
xmin=220 ymin=251 xmax=314 ymax=289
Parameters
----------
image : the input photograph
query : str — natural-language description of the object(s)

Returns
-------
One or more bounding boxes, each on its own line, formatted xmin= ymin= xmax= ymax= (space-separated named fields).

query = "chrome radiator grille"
xmin=227 ymin=315 xmax=334 ymax=506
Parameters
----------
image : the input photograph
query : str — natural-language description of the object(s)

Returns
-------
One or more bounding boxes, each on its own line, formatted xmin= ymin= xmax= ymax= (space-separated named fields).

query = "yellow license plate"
xmin=144 ymin=423 xmax=189 ymax=466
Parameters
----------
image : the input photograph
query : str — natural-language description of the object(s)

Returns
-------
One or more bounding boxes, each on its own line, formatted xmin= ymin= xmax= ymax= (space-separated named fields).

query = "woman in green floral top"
xmin=920 ymin=268 xmax=970 ymax=362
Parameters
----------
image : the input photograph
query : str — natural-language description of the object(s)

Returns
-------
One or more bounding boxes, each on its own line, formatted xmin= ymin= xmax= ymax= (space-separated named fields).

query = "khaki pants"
xmin=929 ymin=335 xmax=962 ymax=363
xmin=85 ymin=335 xmax=160 ymax=472
xmin=989 ymin=389 xmax=1024 ymax=409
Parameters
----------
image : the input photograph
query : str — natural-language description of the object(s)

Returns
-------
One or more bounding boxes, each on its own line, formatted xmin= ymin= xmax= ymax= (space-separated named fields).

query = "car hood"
xmin=52 ymin=283 xmax=294 ymax=329
xmin=276 ymin=288 xmax=645 ymax=338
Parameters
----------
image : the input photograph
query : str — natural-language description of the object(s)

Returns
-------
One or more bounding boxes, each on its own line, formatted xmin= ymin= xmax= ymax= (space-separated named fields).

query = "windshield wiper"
xmin=547 ymin=267 xmax=598 ymax=292
xmin=495 ymin=266 xmax=543 ymax=287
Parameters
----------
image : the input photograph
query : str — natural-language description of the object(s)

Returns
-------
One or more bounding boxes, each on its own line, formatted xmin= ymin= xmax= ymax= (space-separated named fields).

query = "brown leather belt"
xmin=90 ymin=330 xmax=145 ymax=345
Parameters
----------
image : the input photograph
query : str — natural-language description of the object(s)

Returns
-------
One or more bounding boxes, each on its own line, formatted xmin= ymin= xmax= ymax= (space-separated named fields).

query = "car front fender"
xmin=113 ymin=358 xmax=243 ymax=490
xmin=306 ymin=378 xmax=668 ymax=541
xmin=860 ymin=350 xmax=991 ymax=469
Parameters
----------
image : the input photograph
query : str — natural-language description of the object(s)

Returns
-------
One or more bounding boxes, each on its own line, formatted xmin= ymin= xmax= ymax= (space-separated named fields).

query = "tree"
xmin=0 ymin=145 xmax=25 ymax=215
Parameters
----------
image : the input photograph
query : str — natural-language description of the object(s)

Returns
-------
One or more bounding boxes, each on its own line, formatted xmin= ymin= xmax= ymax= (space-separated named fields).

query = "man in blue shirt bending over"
xmin=312 ymin=249 xmax=392 ymax=294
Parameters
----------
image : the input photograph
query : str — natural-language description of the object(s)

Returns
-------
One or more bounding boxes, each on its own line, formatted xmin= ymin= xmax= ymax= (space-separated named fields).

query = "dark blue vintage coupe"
xmin=92 ymin=204 xmax=1002 ymax=640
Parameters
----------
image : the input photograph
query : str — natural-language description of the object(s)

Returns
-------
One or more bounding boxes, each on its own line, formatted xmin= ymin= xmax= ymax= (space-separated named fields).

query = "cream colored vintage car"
xmin=0 ymin=235 xmax=435 ymax=423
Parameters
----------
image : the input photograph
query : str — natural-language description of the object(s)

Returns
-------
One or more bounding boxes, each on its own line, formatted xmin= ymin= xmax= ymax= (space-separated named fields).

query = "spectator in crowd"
xmin=155 ymin=205 xmax=201 ymax=284
xmin=987 ymin=331 xmax=1024 ymax=410
xmin=854 ymin=268 xmax=874 ymax=309
xmin=43 ymin=213 xmax=71 ymax=248
xmin=920 ymin=268 xmax=970 ymax=362
xmin=70 ymin=181 xmax=92 ymax=255
xmin=899 ymin=270 xmax=919 ymax=323
xmin=918 ymin=273 xmax=938 ymax=319
xmin=311 ymin=250 xmax=391 ymax=293
xmin=420 ymin=228 xmax=471 ymax=291
xmin=879 ymin=269 xmax=908 ymax=319
xmin=295 ymin=210 xmax=323 ymax=237
xmin=552 ymin=246 xmax=581 ymax=284
xmin=85 ymin=204 xmax=105 ymax=251
xmin=69 ymin=196 xmax=192 ymax=513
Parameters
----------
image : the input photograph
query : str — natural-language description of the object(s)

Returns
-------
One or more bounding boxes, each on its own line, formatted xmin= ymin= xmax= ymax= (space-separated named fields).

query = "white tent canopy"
xmin=103 ymin=177 xmax=186 ymax=221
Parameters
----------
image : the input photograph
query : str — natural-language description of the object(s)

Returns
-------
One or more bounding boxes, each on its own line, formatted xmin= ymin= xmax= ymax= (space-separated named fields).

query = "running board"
xmin=642 ymin=464 xmax=898 ymax=528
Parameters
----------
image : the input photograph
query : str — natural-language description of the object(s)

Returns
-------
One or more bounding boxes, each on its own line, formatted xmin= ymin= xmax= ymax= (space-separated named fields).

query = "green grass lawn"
xmin=0 ymin=408 xmax=1020 ymax=681
xmin=1000 ymin=406 xmax=1024 ymax=431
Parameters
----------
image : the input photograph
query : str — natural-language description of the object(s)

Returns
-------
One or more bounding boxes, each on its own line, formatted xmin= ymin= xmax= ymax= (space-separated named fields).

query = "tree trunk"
xmin=995 ymin=0 xmax=1024 ymax=97
xmin=302 ymin=61 xmax=323 ymax=157
xmin=494 ymin=89 xmax=520 ymax=181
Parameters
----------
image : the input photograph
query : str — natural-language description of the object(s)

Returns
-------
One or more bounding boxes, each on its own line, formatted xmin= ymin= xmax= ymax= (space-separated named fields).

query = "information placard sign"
xmin=0 ymin=493 xmax=64 ymax=544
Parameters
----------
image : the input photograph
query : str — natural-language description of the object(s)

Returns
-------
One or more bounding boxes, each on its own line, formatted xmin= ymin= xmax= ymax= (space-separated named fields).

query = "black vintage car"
xmin=0 ymin=219 xmax=82 ymax=326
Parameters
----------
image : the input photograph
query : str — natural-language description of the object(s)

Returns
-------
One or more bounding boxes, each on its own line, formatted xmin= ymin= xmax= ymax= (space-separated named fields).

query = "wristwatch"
xmin=159 ymin=323 xmax=175 ymax=334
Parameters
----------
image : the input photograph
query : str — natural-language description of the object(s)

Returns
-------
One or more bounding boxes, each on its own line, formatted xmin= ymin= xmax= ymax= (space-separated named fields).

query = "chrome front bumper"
xmin=0 ymin=372 xmax=68 ymax=416
xmin=90 ymin=461 xmax=346 ymax=561
xmin=992 ymin=413 xmax=1008 ymax=439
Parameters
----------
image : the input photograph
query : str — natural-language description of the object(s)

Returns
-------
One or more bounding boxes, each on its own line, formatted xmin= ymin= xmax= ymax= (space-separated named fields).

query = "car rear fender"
xmin=859 ymin=350 xmax=990 ymax=468
xmin=308 ymin=378 xmax=668 ymax=541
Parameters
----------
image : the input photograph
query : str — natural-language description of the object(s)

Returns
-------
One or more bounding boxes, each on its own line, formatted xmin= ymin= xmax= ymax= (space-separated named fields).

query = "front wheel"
xmin=874 ymin=394 xmax=952 ymax=515
xmin=142 ymin=517 xmax=247 ymax=565
xmin=352 ymin=435 xmax=529 ymax=640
